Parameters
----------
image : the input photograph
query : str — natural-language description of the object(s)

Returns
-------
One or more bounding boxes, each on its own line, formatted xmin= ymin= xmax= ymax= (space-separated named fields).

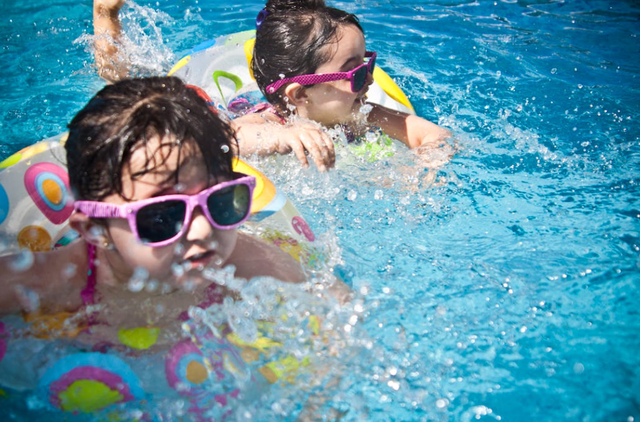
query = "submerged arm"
xmin=0 ymin=242 xmax=87 ymax=316
xmin=93 ymin=0 xmax=128 ymax=82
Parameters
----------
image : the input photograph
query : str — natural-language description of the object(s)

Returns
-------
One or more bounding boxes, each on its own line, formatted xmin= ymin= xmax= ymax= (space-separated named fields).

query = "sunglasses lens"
xmin=207 ymin=183 xmax=251 ymax=227
xmin=369 ymin=55 xmax=376 ymax=73
xmin=136 ymin=200 xmax=186 ymax=244
xmin=353 ymin=66 xmax=368 ymax=92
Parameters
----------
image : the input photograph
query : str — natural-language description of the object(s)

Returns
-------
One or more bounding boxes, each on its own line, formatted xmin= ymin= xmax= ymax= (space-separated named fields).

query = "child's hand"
xmin=273 ymin=123 xmax=335 ymax=171
xmin=93 ymin=0 xmax=128 ymax=82
xmin=95 ymin=0 xmax=126 ymax=14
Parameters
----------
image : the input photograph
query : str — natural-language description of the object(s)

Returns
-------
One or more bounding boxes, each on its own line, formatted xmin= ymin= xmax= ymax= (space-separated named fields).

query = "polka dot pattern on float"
xmin=24 ymin=162 xmax=73 ymax=225
xmin=291 ymin=216 xmax=316 ymax=242
xmin=17 ymin=225 xmax=52 ymax=252
xmin=39 ymin=353 xmax=145 ymax=413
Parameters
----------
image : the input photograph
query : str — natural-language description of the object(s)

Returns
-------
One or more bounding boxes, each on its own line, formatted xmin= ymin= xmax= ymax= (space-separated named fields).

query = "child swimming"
xmin=92 ymin=0 xmax=452 ymax=172
xmin=234 ymin=0 xmax=452 ymax=171
xmin=0 ymin=76 xmax=306 ymax=348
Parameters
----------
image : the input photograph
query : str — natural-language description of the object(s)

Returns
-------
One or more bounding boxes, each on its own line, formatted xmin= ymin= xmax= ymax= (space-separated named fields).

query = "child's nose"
xmin=365 ymin=71 xmax=374 ymax=87
xmin=361 ymin=72 xmax=373 ymax=91
xmin=185 ymin=206 xmax=214 ymax=241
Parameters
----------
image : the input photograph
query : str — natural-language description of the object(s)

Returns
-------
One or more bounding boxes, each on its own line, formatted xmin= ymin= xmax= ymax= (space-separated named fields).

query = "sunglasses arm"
xmin=74 ymin=201 xmax=127 ymax=219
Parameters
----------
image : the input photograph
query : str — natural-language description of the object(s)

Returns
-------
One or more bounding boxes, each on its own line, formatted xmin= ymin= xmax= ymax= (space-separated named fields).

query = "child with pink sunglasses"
xmin=233 ymin=0 xmax=451 ymax=171
xmin=0 ymin=76 xmax=308 ymax=346
xmin=93 ymin=0 xmax=451 ymax=172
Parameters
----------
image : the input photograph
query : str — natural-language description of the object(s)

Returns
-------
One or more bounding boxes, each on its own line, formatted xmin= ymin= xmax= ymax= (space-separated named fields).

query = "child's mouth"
xmin=184 ymin=251 xmax=216 ymax=268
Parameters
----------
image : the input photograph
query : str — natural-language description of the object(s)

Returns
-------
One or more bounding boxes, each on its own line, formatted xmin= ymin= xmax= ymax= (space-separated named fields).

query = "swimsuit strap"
xmin=341 ymin=124 xmax=357 ymax=143
xmin=81 ymin=243 xmax=98 ymax=306
xmin=248 ymin=102 xmax=286 ymax=124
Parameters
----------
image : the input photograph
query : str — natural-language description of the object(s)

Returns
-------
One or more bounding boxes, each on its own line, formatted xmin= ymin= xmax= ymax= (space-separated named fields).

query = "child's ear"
xmin=283 ymin=83 xmax=308 ymax=107
xmin=69 ymin=212 xmax=112 ymax=249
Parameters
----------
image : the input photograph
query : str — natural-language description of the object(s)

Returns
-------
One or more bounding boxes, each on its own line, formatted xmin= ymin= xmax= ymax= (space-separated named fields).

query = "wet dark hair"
xmin=66 ymin=76 xmax=236 ymax=201
xmin=252 ymin=0 xmax=363 ymax=111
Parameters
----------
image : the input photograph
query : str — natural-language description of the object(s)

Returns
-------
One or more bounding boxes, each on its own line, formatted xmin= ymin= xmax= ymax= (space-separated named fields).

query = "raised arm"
xmin=93 ymin=0 xmax=128 ymax=82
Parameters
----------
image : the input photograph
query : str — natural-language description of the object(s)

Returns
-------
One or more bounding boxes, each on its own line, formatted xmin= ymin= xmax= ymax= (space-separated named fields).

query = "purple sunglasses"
xmin=74 ymin=174 xmax=256 ymax=247
xmin=266 ymin=51 xmax=377 ymax=94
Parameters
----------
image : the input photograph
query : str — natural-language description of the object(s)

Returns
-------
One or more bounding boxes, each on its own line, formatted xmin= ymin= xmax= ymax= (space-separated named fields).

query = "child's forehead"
xmin=126 ymin=136 xmax=204 ymax=182
xmin=324 ymin=25 xmax=365 ymax=57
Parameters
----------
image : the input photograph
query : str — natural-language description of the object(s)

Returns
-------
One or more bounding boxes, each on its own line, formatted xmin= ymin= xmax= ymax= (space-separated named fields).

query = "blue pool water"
xmin=1 ymin=1 xmax=639 ymax=421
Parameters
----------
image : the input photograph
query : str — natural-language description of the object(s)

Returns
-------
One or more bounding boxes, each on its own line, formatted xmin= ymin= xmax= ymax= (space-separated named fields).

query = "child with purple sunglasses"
xmin=0 ymin=76 xmax=309 ymax=344
xmin=93 ymin=0 xmax=451 ymax=171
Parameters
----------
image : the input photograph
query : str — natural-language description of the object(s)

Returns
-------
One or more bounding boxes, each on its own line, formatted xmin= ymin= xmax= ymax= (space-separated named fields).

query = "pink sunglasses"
xmin=266 ymin=51 xmax=377 ymax=94
xmin=74 ymin=174 xmax=256 ymax=247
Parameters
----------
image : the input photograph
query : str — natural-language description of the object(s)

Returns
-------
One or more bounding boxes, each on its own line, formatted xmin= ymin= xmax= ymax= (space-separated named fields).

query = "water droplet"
xmin=359 ymin=103 xmax=373 ymax=115
xmin=145 ymin=279 xmax=159 ymax=292
xmin=436 ymin=398 xmax=448 ymax=408
xmin=128 ymin=267 xmax=149 ymax=292
xmin=15 ymin=284 xmax=40 ymax=312
xmin=62 ymin=263 xmax=77 ymax=278
xmin=173 ymin=243 xmax=185 ymax=256
xmin=9 ymin=250 xmax=34 ymax=272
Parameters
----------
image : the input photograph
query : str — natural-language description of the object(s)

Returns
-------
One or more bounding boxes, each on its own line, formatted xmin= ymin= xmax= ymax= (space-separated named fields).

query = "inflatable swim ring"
xmin=169 ymin=30 xmax=415 ymax=116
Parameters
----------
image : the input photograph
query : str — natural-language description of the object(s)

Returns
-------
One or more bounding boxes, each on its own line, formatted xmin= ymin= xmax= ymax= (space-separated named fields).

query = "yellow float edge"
xmin=232 ymin=158 xmax=276 ymax=213
xmin=167 ymin=55 xmax=191 ymax=77
xmin=373 ymin=67 xmax=414 ymax=112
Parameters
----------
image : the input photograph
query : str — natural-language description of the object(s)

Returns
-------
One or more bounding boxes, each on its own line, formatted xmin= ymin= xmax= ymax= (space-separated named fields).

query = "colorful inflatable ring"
xmin=0 ymin=135 xmax=321 ymax=265
xmin=168 ymin=30 xmax=415 ymax=114
xmin=0 ymin=135 xmax=77 ymax=255
xmin=38 ymin=353 xmax=145 ymax=413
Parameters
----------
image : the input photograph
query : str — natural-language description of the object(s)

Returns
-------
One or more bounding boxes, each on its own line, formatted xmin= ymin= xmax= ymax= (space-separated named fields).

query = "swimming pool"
xmin=1 ymin=0 xmax=639 ymax=421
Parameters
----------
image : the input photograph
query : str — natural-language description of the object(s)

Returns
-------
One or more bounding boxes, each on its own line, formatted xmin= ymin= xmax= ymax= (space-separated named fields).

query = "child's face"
xmin=101 ymin=136 xmax=238 ymax=287
xmin=298 ymin=24 xmax=372 ymax=126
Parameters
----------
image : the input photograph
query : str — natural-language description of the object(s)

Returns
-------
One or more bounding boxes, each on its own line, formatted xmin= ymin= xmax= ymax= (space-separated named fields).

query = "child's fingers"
xmin=319 ymin=131 xmax=336 ymax=168
xmin=299 ymin=134 xmax=328 ymax=171
xmin=287 ymin=138 xmax=310 ymax=168
xmin=299 ymin=126 xmax=335 ymax=170
xmin=303 ymin=130 xmax=337 ymax=171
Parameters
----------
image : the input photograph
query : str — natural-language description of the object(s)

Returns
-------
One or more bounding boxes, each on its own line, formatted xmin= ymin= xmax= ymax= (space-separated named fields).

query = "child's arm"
xmin=0 ymin=242 xmax=86 ymax=316
xmin=230 ymin=233 xmax=307 ymax=283
xmin=93 ymin=0 xmax=127 ymax=82
xmin=367 ymin=103 xmax=452 ymax=150
xmin=231 ymin=113 xmax=336 ymax=172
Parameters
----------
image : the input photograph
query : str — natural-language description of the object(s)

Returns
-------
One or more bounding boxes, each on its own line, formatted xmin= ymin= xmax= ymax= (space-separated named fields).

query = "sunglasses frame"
xmin=74 ymin=174 xmax=256 ymax=247
xmin=266 ymin=51 xmax=377 ymax=94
